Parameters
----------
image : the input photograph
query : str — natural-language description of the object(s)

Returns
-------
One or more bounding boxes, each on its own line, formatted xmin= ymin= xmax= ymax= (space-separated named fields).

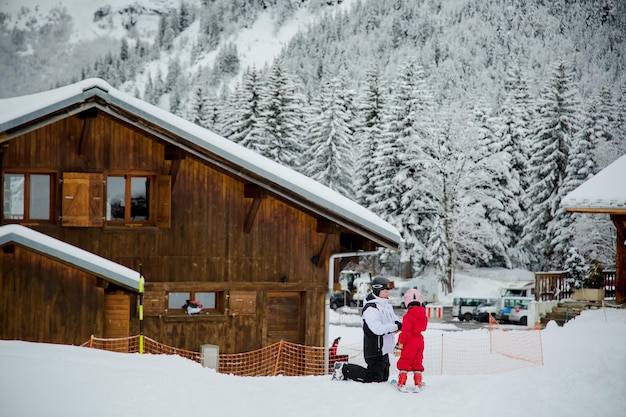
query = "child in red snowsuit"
xmin=395 ymin=289 xmax=428 ymax=391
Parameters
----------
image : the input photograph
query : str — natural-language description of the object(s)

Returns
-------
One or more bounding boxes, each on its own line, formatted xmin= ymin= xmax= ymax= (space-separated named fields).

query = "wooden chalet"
xmin=0 ymin=78 xmax=401 ymax=353
xmin=561 ymin=154 xmax=626 ymax=304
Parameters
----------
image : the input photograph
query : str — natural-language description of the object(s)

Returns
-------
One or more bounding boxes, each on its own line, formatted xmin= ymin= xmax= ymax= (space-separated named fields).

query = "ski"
xmin=389 ymin=379 xmax=423 ymax=393
xmin=389 ymin=379 xmax=410 ymax=393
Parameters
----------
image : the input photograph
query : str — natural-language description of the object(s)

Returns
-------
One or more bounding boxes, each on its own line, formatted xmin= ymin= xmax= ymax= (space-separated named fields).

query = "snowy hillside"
xmin=0 ymin=0 xmax=352 ymax=97
xmin=0 ymin=0 xmax=190 ymax=44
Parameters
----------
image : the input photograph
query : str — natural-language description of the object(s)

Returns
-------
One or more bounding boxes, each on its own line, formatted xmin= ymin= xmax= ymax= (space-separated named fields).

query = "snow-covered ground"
xmin=2 ymin=269 xmax=625 ymax=417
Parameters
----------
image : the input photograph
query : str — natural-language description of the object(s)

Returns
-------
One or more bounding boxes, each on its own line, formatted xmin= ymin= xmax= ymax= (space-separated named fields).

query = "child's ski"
xmin=389 ymin=379 xmax=410 ymax=393
xmin=389 ymin=379 xmax=423 ymax=393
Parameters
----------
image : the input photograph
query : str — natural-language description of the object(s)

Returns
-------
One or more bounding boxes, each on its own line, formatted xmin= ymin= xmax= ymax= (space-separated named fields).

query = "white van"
xmin=500 ymin=280 xmax=535 ymax=298
xmin=452 ymin=297 xmax=498 ymax=321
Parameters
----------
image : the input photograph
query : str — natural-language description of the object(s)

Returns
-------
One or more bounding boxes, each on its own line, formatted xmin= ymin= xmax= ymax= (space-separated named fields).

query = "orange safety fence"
xmin=82 ymin=319 xmax=543 ymax=377
xmin=81 ymin=335 xmax=202 ymax=363
xmin=419 ymin=316 xmax=544 ymax=376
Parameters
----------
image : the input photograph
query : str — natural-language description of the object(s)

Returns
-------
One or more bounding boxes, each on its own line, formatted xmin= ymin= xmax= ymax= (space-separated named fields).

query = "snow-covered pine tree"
xmin=221 ymin=66 xmax=263 ymax=151
xmin=497 ymin=65 xmax=534 ymax=267
xmin=369 ymin=58 xmax=424 ymax=274
xmin=355 ymin=62 xmax=387 ymax=208
xmin=179 ymin=0 xmax=192 ymax=32
xmin=165 ymin=57 xmax=181 ymax=93
xmin=563 ymin=247 xmax=587 ymax=291
xmin=143 ymin=75 xmax=156 ymax=105
xmin=550 ymin=103 xmax=592 ymax=271
xmin=426 ymin=102 xmax=502 ymax=293
xmin=592 ymin=85 xmax=622 ymax=169
xmin=566 ymin=89 xmax=617 ymax=269
xmin=254 ymin=58 xmax=307 ymax=170
xmin=467 ymin=97 xmax=514 ymax=268
xmin=393 ymin=60 xmax=437 ymax=273
xmin=185 ymin=76 xmax=222 ymax=132
xmin=303 ymin=76 xmax=355 ymax=198
xmin=522 ymin=60 xmax=582 ymax=270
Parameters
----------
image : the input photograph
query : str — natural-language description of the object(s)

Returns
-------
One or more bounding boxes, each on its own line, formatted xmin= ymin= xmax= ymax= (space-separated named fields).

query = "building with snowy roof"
xmin=0 ymin=78 xmax=401 ymax=352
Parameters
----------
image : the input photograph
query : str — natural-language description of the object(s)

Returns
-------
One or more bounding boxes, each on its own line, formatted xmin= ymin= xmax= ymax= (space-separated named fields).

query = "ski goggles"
xmin=372 ymin=281 xmax=395 ymax=290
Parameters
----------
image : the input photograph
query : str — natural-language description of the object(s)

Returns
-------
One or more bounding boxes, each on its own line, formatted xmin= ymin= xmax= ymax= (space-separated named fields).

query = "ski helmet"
xmin=403 ymin=288 xmax=423 ymax=307
xmin=371 ymin=277 xmax=394 ymax=295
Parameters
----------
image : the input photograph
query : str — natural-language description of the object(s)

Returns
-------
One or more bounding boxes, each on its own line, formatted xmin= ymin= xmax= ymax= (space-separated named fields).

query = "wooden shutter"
xmin=61 ymin=172 xmax=104 ymax=227
xmin=157 ymin=175 xmax=171 ymax=228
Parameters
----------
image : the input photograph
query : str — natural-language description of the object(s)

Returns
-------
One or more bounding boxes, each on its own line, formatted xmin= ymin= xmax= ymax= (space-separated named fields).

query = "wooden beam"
xmin=77 ymin=118 xmax=93 ymax=156
xmin=169 ymin=158 xmax=182 ymax=188
xmin=165 ymin=146 xmax=185 ymax=188
xmin=338 ymin=258 xmax=352 ymax=272
xmin=244 ymin=197 xmax=263 ymax=233
xmin=77 ymin=109 xmax=98 ymax=156
xmin=611 ymin=215 xmax=626 ymax=242
xmin=243 ymin=185 xmax=267 ymax=233
xmin=316 ymin=219 xmax=341 ymax=234
xmin=610 ymin=214 xmax=626 ymax=304
xmin=313 ymin=234 xmax=334 ymax=269
xmin=244 ymin=184 xmax=267 ymax=199
xmin=164 ymin=146 xmax=185 ymax=161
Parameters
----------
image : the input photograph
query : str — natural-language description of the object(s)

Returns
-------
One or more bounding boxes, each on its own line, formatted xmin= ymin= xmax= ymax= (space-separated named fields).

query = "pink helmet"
xmin=403 ymin=288 xmax=423 ymax=307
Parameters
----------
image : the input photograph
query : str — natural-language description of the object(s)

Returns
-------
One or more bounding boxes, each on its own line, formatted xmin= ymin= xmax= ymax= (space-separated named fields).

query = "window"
xmin=61 ymin=172 xmax=170 ymax=228
xmin=106 ymin=175 xmax=151 ymax=223
xmin=167 ymin=291 xmax=224 ymax=315
xmin=3 ymin=173 xmax=54 ymax=222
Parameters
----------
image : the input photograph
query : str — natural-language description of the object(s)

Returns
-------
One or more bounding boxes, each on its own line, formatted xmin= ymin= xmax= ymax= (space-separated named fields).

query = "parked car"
xmin=330 ymin=290 xmax=355 ymax=310
xmin=388 ymin=287 xmax=405 ymax=308
xmin=453 ymin=297 xmax=498 ymax=321
xmin=498 ymin=296 xmax=534 ymax=323
xmin=473 ymin=300 xmax=498 ymax=322
xmin=508 ymin=299 xmax=532 ymax=325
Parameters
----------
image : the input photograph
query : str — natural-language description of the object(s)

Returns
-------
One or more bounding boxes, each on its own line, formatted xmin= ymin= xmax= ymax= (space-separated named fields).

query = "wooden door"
xmin=264 ymin=291 xmax=303 ymax=345
xmin=104 ymin=293 xmax=130 ymax=339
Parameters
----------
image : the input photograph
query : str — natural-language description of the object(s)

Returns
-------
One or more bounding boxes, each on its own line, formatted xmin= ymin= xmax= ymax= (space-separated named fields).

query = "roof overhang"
xmin=561 ymin=154 xmax=626 ymax=215
xmin=0 ymin=224 xmax=141 ymax=292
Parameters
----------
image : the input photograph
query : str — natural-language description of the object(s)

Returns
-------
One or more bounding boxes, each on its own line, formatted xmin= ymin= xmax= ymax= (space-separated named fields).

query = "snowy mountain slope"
xmin=0 ymin=0 xmax=181 ymax=44
xmin=113 ymin=0 xmax=357 ymax=100
xmin=0 ymin=0 xmax=353 ymax=97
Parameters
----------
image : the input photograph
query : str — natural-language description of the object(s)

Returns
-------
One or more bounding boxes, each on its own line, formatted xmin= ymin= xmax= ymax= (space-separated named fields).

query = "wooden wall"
xmin=2 ymin=112 xmax=341 ymax=352
xmin=0 ymin=245 xmax=104 ymax=345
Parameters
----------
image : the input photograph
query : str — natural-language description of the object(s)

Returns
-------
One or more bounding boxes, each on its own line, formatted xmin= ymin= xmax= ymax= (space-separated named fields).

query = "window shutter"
xmin=157 ymin=175 xmax=171 ymax=228
xmin=61 ymin=172 xmax=104 ymax=227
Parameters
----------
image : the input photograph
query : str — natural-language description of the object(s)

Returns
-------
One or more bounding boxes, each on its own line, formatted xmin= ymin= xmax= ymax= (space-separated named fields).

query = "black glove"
xmin=395 ymin=321 xmax=402 ymax=331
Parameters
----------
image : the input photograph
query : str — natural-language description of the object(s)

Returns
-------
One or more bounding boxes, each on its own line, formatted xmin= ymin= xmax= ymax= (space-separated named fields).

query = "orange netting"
xmin=82 ymin=318 xmax=543 ymax=377
xmin=419 ymin=316 xmax=544 ymax=375
xmin=81 ymin=335 xmax=202 ymax=362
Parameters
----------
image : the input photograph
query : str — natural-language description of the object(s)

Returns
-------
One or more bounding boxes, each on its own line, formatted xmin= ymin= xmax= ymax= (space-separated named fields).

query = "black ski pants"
xmin=343 ymin=354 xmax=390 ymax=383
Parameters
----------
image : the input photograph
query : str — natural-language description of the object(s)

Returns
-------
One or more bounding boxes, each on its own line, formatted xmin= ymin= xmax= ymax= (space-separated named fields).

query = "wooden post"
xmin=613 ymin=216 xmax=626 ymax=304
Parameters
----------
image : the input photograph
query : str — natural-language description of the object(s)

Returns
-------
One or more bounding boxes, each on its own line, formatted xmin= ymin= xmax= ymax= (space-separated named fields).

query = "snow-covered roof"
xmin=561 ymin=154 xmax=626 ymax=213
xmin=0 ymin=224 xmax=141 ymax=292
xmin=0 ymin=78 xmax=401 ymax=249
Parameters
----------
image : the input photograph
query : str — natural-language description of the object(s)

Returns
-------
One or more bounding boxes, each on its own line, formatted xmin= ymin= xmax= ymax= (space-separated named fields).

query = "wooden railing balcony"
xmin=534 ymin=270 xmax=616 ymax=301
